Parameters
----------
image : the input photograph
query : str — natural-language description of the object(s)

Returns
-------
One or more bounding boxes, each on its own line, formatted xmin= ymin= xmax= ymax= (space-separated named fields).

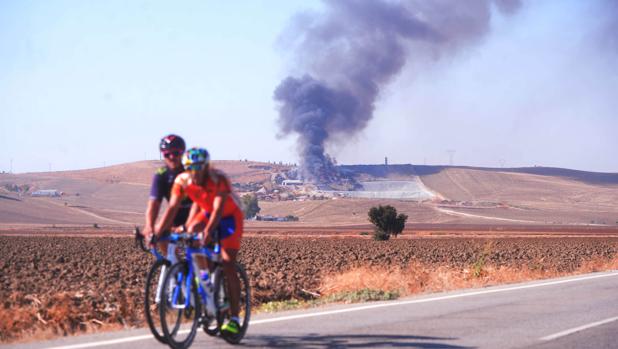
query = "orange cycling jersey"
xmin=172 ymin=169 xmax=243 ymax=250
xmin=172 ymin=169 xmax=241 ymax=216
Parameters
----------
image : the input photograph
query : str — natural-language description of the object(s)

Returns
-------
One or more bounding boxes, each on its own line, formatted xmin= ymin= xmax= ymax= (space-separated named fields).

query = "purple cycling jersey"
xmin=150 ymin=166 xmax=192 ymax=227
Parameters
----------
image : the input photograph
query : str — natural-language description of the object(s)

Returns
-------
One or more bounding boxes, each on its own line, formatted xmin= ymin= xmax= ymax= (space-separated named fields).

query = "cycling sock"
xmin=230 ymin=316 xmax=240 ymax=323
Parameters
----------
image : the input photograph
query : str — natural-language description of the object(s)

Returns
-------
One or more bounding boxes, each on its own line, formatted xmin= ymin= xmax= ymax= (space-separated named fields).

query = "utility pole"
xmin=499 ymin=159 xmax=505 ymax=168
xmin=446 ymin=150 xmax=456 ymax=166
xmin=10 ymin=158 xmax=13 ymax=173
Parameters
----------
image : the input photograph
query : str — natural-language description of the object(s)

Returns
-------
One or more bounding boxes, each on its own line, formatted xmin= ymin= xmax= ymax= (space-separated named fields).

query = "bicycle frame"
xmin=170 ymin=235 xmax=221 ymax=311
xmin=158 ymin=229 xmax=250 ymax=346
xmin=135 ymin=228 xmax=182 ymax=304
xmin=151 ymin=235 xmax=181 ymax=304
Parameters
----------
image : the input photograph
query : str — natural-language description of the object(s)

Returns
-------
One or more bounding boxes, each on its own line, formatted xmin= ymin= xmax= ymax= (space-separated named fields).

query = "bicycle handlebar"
xmin=134 ymin=226 xmax=149 ymax=252
xmin=134 ymin=226 xmax=204 ymax=253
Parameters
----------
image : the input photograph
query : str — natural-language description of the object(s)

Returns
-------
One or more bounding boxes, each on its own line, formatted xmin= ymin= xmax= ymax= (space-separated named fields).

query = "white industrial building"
xmin=282 ymin=179 xmax=303 ymax=186
xmin=31 ymin=189 xmax=62 ymax=197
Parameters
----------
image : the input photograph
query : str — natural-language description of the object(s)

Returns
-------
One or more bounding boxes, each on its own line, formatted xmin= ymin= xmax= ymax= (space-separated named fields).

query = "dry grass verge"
xmin=319 ymin=256 xmax=618 ymax=297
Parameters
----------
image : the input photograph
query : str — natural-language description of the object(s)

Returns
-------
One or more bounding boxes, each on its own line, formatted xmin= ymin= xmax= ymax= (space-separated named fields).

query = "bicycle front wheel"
xmin=214 ymin=262 xmax=251 ymax=344
xmin=144 ymin=259 xmax=171 ymax=344
xmin=159 ymin=261 xmax=200 ymax=349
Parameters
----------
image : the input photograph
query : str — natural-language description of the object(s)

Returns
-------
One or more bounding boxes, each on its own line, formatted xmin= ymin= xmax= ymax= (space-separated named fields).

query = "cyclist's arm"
xmin=203 ymin=174 xmax=231 ymax=242
xmin=145 ymin=173 xmax=165 ymax=236
xmin=144 ymin=199 xmax=161 ymax=236
xmin=155 ymin=193 xmax=182 ymax=237
xmin=185 ymin=202 xmax=202 ymax=231
xmin=204 ymin=192 xmax=227 ymax=242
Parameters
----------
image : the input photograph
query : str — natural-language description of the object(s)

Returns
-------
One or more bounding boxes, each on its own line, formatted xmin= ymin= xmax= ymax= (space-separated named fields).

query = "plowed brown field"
xmin=2 ymin=233 xmax=618 ymax=342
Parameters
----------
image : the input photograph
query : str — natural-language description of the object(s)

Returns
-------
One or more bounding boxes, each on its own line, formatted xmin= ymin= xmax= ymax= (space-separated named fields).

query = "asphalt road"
xmin=4 ymin=271 xmax=618 ymax=349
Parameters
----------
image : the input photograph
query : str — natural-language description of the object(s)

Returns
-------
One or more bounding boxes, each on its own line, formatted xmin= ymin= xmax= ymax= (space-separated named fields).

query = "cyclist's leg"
xmin=221 ymin=213 xmax=243 ymax=318
xmin=157 ymin=230 xmax=170 ymax=260
xmin=221 ymin=248 xmax=240 ymax=318
xmin=186 ymin=207 xmax=207 ymax=233
xmin=189 ymin=210 xmax=210 ymax=270
xmin=159 ymin=208 xmax=190 ymax=262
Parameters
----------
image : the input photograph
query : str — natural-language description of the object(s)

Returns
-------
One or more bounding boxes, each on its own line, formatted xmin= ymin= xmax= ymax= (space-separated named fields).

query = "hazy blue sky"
xmin=1 ymin=0 xmax=616 ymax=173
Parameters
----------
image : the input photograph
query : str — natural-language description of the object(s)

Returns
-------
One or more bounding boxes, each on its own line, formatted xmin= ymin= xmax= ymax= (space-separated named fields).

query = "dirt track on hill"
xmin=2 ymin=232 xmax=618 ymax=342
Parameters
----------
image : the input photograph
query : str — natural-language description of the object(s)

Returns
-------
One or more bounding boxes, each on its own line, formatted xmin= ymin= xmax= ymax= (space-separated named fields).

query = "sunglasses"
xmin=163 ymin=151 xmax=182 ymax=159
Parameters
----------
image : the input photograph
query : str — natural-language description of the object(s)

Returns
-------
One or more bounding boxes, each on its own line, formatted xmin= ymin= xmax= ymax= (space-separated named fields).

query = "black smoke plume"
xmin=274 ymin=0 xmax=521 ymax=183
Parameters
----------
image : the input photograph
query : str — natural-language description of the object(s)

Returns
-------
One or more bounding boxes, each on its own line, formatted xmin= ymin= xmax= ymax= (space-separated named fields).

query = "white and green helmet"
xmin=182 ymin=147 xmax=210 ymax=170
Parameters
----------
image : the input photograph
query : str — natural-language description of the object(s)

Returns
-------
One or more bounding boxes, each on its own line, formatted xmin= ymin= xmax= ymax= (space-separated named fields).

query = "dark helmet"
xmin=159 ymin=134 xmax=186 ymax=153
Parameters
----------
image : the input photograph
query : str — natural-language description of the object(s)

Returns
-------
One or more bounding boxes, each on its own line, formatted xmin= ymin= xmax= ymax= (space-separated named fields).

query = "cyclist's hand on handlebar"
xmin=201 ymin=230 xmax=212 ymax=246
xmin=143 ymin=224 xmax=155 ymax=237
xmin=146 ymin=233 xmax=156 ymax=248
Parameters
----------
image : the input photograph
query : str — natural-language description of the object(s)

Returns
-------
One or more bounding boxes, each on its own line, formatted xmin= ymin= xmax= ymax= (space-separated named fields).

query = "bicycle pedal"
xmin=197 ymin=314 xmax=214 ymax=325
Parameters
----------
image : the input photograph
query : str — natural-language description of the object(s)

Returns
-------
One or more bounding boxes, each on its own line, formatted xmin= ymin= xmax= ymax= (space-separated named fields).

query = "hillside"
xmin=1 ymin=161 xmax=617 ymax=227
xmin=415 ymin=166 xmax=618 ymax=225
xmin=0 ymin=160 xmax=289 ymax=226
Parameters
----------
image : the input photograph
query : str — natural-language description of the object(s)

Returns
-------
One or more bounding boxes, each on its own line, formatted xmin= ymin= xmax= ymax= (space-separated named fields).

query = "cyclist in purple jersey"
xmin=149 ymin=166 xmax=192 ymax=226
xmin=143 ymin=135 xmax=192 ymax=247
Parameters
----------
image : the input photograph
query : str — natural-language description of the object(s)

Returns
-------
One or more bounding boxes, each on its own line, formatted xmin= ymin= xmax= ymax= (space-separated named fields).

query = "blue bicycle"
xmin=158 ymin=232 xmax=250 ymax=349
xmin=135 ymin=227 xmax=182 ymax=344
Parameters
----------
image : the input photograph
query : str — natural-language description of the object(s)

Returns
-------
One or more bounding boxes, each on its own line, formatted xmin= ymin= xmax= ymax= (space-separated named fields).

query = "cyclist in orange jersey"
xmin=155 ymin=147 xmax=243 ymax=335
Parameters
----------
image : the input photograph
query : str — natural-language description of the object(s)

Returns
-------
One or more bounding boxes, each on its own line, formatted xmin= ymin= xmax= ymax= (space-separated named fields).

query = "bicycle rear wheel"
xmin=159 ymin=261 xmax=200 ymax=349
xmin=144 ymin=259 xmax=171 ymax=344
xmin=214 ymin=262 xmax=251 ymax=344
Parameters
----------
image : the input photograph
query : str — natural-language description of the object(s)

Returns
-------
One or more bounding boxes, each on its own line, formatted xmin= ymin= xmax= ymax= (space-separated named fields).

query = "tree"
xmin=368 ymin=205 xmax=408 ymax=241
xmin=241 ymin=194 xmax=260 ymax=219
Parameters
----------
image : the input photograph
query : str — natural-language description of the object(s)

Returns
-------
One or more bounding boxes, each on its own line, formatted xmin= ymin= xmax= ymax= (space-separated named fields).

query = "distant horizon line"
xmin=3 ymin=159 xmax=617 ymax=175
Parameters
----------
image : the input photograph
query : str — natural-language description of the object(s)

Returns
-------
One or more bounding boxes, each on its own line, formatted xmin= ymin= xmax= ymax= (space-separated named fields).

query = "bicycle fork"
xmin=170 ymin=272 xmax=191 ymax=310
xmin=154 ymin=265 xmax=167 ymax=304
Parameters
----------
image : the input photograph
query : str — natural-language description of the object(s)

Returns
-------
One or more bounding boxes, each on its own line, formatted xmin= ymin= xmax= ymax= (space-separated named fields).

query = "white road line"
xmin=45 ymin=335 xmax=154 ymax=349
xmin=540 ymin=316 xmax=618 ymax=341
xmin=45 ymin=271 xmax=618 ymax=349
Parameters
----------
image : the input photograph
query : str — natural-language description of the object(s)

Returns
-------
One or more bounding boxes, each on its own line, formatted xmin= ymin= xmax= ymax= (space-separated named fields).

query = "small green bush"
xmin=241 ymin=194 xmax=260 ymax=219
xmin=368 ymin=205 xmax=408 ymax=241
